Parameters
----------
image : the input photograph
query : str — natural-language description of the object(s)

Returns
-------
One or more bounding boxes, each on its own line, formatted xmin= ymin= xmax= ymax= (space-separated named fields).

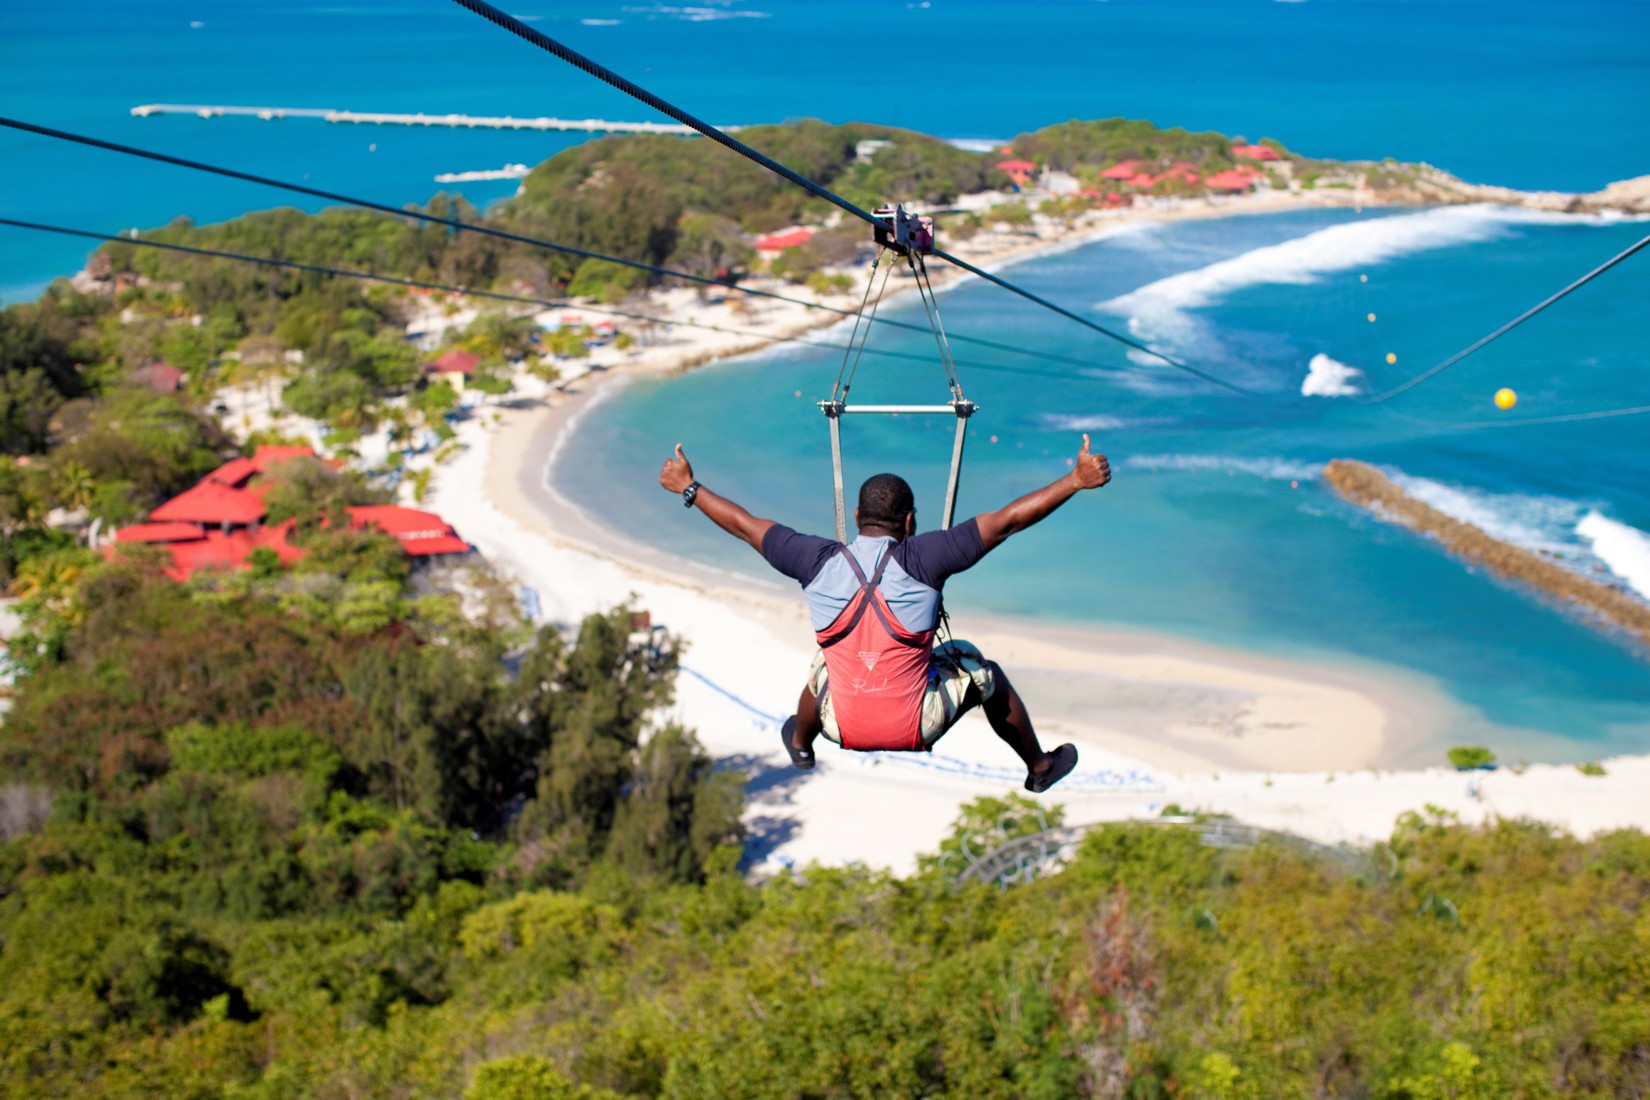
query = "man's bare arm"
xmin=659 ymin=443 xmax=775 ymax=552
xmin=976 ymin=434 xmax=1110 ymax=552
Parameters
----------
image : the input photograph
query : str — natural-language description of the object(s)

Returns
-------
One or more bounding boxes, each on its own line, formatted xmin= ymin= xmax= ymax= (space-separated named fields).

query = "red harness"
xmin=815 ymin=546 xmax=935 ymax=752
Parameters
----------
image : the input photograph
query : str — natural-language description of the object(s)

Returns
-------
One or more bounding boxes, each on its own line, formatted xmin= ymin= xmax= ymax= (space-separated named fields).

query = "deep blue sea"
xmin=3 ymin=0 xmax=1649 ymax=300
xmin=3 ymin=0 xmax=1649 ymax=761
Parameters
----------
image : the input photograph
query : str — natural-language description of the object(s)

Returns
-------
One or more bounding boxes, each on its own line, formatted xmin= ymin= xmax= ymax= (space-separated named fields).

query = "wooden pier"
xmin=129 ymin=103 xmax=739 ymax=135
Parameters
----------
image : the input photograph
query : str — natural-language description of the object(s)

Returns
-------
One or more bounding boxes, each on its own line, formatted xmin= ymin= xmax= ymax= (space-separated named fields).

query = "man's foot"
xmin=1024 ymin=743 xmax=1077 ymax=793
xmin=781 ymin=716 xmax=815 ymax=770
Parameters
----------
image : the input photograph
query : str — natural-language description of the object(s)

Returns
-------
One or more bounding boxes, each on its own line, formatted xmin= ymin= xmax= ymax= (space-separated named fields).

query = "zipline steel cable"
xmin=445 ymin=0 xmax=1255 ymax=395
xmin=0 ymin=216 xmax=1086 ymax=381
xmin=0 ymin=116 xmax=1111 ymax=376
xmin=10 ymin=216 xmax=1642 ymax=436
xmin=1368 ymin=227 xmax=1650 ymax=403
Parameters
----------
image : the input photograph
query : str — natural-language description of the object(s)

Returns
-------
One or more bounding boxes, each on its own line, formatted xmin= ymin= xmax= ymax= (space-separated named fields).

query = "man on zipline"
xmin=659 ymin=434 xmax=1111 ymax=793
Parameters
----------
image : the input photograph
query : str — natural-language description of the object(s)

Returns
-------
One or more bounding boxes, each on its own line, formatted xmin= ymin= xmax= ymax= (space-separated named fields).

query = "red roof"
xmin=994 ymin=159 xmax=1037 ymax=173
xmin=154 ymin=523 xmax=303 ymax=582
xmin=129 ymin=362 xmax=185 ymax=394
xmin=114 ymin=522 xmax=205 ymax=544
xmin=204 ymin=445 xmax=317 ymax=489
xmin=1205 ymin=169 xmax=1255 ymax=192
xmin=252 ymin=444 xmax=315 ymax=469
xmin=112 ymin=456 xmax=469 ymax=578
xmin=348 ymin=506 xmax=471 ymax=557
xmin=1129 ymin=173 xmax=1158 ymax=188
xmin=753 ymin=227 xmax=816 ymax=252
xmin=1232 ymin=143 xmax=1281 ymax=161
xmin=426 ymin=349 xmax=481 ymax=376
xmin=1100 ymin=160 xmax=1144 ymax=180
xmin=150 ymin=480 xmax=269 ymax=525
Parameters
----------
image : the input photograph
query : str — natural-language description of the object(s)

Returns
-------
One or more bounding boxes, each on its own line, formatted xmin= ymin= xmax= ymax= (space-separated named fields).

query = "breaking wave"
xmin=1301 ymin=353 xmax=1365 ymax=397
xmin=1039 ymin=414 xmax=1169 ymax=432
xmin=1386 ymin=471 xmax=1587 ymax=559
xmin=1578 ymin=511 xmax=1650 ymax=601
xmin=1123 ymin=454 xmax=1322 ymax=481
xmin=1098 ymin=205 xmax=1609 ymax=356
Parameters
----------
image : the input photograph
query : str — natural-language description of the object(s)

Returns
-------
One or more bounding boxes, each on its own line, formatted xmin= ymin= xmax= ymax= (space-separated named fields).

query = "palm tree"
xmin=54 ymin=461 xmax=95 ymax=514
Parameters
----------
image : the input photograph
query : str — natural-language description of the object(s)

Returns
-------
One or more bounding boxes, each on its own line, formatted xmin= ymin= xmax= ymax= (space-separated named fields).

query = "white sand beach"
xmin=413 ymin=189 xmax=1650 ymax=876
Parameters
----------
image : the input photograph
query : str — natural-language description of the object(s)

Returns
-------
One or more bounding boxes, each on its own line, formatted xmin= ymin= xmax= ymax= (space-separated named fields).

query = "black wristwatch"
xmin=682 ymin=481 xmax=701 ymax=508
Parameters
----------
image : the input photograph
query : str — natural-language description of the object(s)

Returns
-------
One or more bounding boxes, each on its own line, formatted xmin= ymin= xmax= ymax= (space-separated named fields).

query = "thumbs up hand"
xmin=660 ymin=442 xmax=696 ymax=494
xmin=1072 ymin=433 xmax=1111 ymax=490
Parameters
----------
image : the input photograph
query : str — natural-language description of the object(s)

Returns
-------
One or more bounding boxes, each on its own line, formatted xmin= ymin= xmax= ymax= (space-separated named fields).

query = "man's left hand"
xmin=660 ymin=443 xmax=696 ymax=494
xmin=1071 ymin=433 xmax=1111 ymax=490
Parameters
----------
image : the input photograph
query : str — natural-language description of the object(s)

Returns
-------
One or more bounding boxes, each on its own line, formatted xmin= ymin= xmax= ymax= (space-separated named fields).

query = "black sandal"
xmin=1024 ymin=743 xmax=1077 ymax=793
xmin=781 ymin=716 xmax=815 ymax=770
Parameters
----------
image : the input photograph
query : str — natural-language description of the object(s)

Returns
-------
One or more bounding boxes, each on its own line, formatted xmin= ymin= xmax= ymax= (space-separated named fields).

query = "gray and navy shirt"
xmin=760 ymin=518 xmax=992 ymax=749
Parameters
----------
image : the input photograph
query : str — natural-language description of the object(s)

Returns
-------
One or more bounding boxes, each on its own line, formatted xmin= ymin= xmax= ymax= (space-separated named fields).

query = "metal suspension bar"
xmin=827 ymin=408 xmax=847 ymax=543
xmin=941 ymin=402 xmax=976 ymax=531
xmin=827 ymin=404 xmax=963 ymax=415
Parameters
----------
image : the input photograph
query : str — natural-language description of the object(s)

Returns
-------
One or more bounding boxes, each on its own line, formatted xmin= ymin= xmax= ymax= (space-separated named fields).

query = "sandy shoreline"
xmin=419 ymin=191 xmax=1650 ymax=873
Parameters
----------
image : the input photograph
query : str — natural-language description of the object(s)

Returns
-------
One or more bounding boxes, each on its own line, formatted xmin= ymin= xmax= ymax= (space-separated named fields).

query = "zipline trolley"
xmin=821 ymin=203 xmax=977 ymax=542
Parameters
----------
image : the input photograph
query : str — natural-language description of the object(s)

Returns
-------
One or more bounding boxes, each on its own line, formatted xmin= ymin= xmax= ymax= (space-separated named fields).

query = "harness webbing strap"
xmin=816 ymin=546 xmax=926 ymax=650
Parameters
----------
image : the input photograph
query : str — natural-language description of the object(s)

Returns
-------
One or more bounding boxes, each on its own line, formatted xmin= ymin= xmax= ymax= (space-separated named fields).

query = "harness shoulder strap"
xmin=818 ymin=544 xmax=891 ymax=648
xmin=818 ymin=543 xmax=926 ymax=650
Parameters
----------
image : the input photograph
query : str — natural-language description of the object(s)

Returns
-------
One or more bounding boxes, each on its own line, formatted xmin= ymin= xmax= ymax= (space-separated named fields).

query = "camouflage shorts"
xmin=807 ymin=638 xmax=997 ymax=748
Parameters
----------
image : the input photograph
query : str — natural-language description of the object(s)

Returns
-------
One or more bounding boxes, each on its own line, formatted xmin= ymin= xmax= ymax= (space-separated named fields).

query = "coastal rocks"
xmin=1367 ymin=165 xmax=1650 ymax=215
xmin=1324 ymin=459 xmax=1650 ymax=656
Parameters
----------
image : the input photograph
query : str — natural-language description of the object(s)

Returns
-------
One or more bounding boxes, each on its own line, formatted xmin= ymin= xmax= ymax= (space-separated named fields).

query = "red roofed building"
xmin=1205 ymin=169 xmax=1256 ymax=193
xmin=1232 ymin=143 xmax=1281 ymax=161
xmin=129 ymin=361 xmax=185 ymax=394
xmin=114 ymin=522 xmax=209 ymax=544
xmin=1129 ymin=173 xmax=1159 ymax=189
xmin=109 ymin=445 xmax=470 ymax=580
xmin=348 ymin=506 xmax=472 ymax=556
xmin=150 ymin=480 xmax=270 ymax=526
xmin=753 ymin=226 xmax=816 ymax=257
xmin=1167 ymin=161 xmax=1201 ymax=185
xmin=1100 ymin=160 xmax=1144 ymax=180
xmin=994 ymin=158 xmax=1038 ymax=190
xmin=424 ymin=349 xmax=481 ymax=393
xmin=115 ymin=521 xmax=304 ymax=583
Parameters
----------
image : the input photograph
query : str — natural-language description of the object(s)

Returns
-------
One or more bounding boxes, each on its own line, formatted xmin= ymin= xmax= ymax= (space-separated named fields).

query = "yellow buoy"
xmin=1495 ymin=387 xmax=1517 ymax=410
xmin=1367 ymin=312 xmax=1377 ymax=323
xmin=1385 ymin=352 xmax=1397 ymax=365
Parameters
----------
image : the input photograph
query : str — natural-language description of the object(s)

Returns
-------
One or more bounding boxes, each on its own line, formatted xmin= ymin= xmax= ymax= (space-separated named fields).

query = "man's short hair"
xmin=857 ymin=473 xmax=915 ymax=530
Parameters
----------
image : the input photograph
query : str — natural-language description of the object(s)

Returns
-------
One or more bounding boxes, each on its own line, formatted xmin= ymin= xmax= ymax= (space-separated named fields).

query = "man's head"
xmin=855 ymin=473 xmax=915 ymax=538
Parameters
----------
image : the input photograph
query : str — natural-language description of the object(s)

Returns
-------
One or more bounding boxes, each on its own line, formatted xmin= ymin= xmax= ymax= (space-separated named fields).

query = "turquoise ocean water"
xmin=3 ymin=1 xmax=1648 ymax=761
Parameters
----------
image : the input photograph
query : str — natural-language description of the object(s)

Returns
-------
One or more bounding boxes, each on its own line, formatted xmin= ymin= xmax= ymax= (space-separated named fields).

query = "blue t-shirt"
xmin=760 ymin=518 xmax=989 ymax=634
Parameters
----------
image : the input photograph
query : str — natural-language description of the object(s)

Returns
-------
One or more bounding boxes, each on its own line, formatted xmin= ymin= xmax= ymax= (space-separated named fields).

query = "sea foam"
xmin=1040 ymin=413 xmax=1167 ymax=432
xmin=1578 ymin=511 xmax=1650 ymax=601
xmin=1099 ymin=205 xmax=1590 ymax=356
xmin=1301 ymin=353 xmax=1364 ymax=397
xmin=1124 ymin=454 xmax=1321 ymax=481
xmin=1386 ymin=471 xmax=1586 ymax=559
